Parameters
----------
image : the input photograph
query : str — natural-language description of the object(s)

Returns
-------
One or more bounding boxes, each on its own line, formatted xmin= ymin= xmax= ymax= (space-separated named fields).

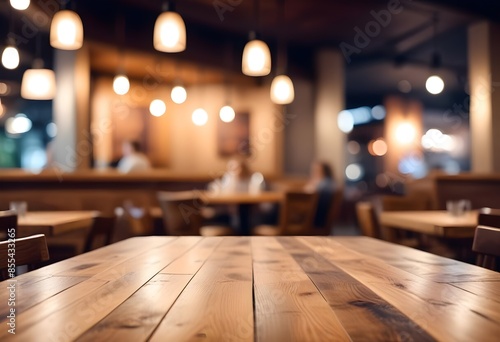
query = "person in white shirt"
xmin=117 ymin=140 xmax=151 ymax=173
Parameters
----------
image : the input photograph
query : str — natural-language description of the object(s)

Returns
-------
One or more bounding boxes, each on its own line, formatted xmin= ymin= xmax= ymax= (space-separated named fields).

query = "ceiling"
xmin=1 ymin=0 xmax=500 ymax=107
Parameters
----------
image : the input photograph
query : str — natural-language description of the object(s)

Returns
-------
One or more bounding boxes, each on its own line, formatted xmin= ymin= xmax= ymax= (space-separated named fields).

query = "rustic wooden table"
xmin=16 ymin=211 xmax=96 ymax=237
xmin=1 ymin=236 xmax=499 ymax=341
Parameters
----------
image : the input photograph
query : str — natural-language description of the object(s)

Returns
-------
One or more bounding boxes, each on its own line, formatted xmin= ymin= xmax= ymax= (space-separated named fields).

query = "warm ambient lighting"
xmin=50 ymin=10 xmax=84 ymax=50
xmin=113 ymin=75 xmax=130 ymax=95
xmin=219 ymin=105 xmax=235 ymax=123
xmin=395 ymin=122 xmax=416 ymax=144
xmin=149 ymin=99 xmax=166 ymax=117
xmin=154 ymin=11 xmax=186 ymax=53
xmin=425 ymin=75 xmax=444 ymax=95
xmin=2 ymin=46 xmax=20 ymax=70
xmin=368 ymin=138 xmax=388 ymax=157
xmin=10 ymin=0 xmax=30 ymax=10
xmin=270 ymin=75 xmax=294 ymax=104
xmin=242 ymin=36 xmax=271 ymax=76
xmin=171 ymin=85 xmax=187 ymax=104
xmin=192 ymin=108 xmax=208 ymax=126
xmin=21 ymin=60 xmax=56 ymax=100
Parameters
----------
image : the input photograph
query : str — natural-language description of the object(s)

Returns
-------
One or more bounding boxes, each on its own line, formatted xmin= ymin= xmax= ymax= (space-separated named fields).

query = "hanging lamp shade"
xmin=270 ymin=75 xmax=294 ymax=104
xmin=21 ymin=60 xmax=56 ymax=100
xmin=50 ymin=10 xmax=84 ymax=50
xmin=154 ymin=11 xmax=186 ymax=53
xmin=242 ymin=37 xmax=271 ymax=76
xmin=10 ymin=0 xmax=30 ymax=10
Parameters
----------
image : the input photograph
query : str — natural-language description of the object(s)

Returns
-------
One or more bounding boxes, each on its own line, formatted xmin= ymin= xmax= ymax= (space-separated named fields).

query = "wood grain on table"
xmin=1 ymin=236 xmax=499 ymax=341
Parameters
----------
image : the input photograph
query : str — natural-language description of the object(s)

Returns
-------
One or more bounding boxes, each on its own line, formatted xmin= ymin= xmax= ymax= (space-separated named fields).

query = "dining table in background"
xmin=16 ymin=211 xmax=96 ymax=237
xmin=152 ymin=191 xmax=284 ymax=235
xmin=1 ymin=236 xmax=499 ymax=341
xmin=379 ymin=210 xmax=478 ymax=239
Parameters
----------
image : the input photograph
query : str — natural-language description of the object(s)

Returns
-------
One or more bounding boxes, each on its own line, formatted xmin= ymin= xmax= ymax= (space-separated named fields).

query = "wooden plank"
xmin=77 ymin=237 xmax=222 ymax=341
xmin=4 ymin=236 xmax=201 ymax=341
xmin=451 ymin=281 xmax=500 ymax=304
xmin=252 ymin=237 xmax=351 ymax=341
xmin=277 ymin=237 xmax=435 ymax=341
xmin=0 ymin=275 xmax=88 ymax=321
xmin=336 ymin=236 xmax=500 ymax=283
xmin=303 ymin=237 xmax=500 ymax=342
xmin=76 ymin=274 xmax=192 ymax=342
xmin=53 ymin=236 xmax=179 ymax=278
xmin=150 ymin=237 xmax=254 ymax=341
xmin=160 ymin=237 xmax=222 ymax=274
xmin=0 ymin=278 xmax=108 ymax=341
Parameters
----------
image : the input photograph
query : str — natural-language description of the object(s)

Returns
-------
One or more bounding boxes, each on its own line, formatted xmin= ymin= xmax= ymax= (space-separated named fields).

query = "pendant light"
xmin=242 ymin=32 xmax=271 ymax=76
xmin=220 ymin=47 xmax=235 ymax=123
xmin=113 ymin=15 xmax=129 ymax=96
xmin=270 ymin=0 xmax=294 ymax=104
xmin=21 ymin=35 xmax=56 ymax=100
xmin=242 ymin=0 xmax=271 ymax=76
xmin=50 ymin=1 xmax=84 ymax=51
xmin=192 ymin=70 xmax=208 ymax=126
xmin=171 ymin=85 xmax=187 ymax=104
xmin=2 ymin=8 xmax=20 ymax=70
xmin=113 ymin=74 xmax=130 ymax=95
xmin=171 ymin=65 xmax=187 ymax=104
xmin=154 ymin=1 xmax=186 ymax=53
xmin=270 ymin=75 xmax=294 ymax=104
xmin=425 ymin=14 xmax=444 ymax=95
xmin=10 ymin=0 xmax=30 ymax=10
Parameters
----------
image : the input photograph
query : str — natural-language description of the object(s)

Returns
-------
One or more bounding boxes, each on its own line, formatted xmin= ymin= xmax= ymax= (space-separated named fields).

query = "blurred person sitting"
xmin=304 ymin=160 xmax=337 ymax=228
xmin=117 ymin=140 xmax=151 ymax=173
xmin=213 ymin=158 xmax=265 ymax=194
xmin=205 ymin=158 xmax=266 ymax=227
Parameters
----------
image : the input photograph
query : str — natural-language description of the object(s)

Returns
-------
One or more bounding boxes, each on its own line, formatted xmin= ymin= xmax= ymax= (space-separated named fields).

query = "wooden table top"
xmin=379 ymin=210 xmax=478 ymax=238
xmin=1 ymin=236 xmax=499 ymax=341
xmin=16 ymin=211 xmax=95 ymax=237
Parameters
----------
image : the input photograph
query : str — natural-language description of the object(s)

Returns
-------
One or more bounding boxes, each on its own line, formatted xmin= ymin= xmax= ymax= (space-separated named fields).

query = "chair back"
xmin=278 ymin=191 xmax=318 ymax=235
xmin=473 ymin=208 xmax=500 ymax=270
xmin=84 ymin=215 xmax=116 ymax=252
xmin=381 ymin=195 xmax=429 ymax=211
xmin=157 ymin=191 xmax=203 ymax=236
xmin=0 ymin=210 xmax=17 ymax=236
xmin=1 ymin=234 xmax=49 ymax=279
xmin=314 ymin=188 xmax=343 ymax=235
xmin=355 ymin=202 xmax=380 ymax=238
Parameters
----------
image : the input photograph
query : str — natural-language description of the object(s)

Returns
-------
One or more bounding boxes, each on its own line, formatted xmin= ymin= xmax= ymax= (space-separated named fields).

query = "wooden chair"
xmin=381 ymin=195 xmax=430 ymax=212
xmin=355 ymin=202 xmax=380 ymax=238
xmin=253 ymin=191 xmax=318 ymax=236
xmin=311 ymin=188 xmax=343 ymax=236
xmin=1 ymin=234 xmax=50 ymax=279
xmin=84 ymin=215 xmax=117 ymax=252
xmin=472 ymin=208 xmax=500 ymax=270
xmin=157 ymin=191 xmax=233 ymax=236
xmin=0 ymin=209 xmax=17 ymax=237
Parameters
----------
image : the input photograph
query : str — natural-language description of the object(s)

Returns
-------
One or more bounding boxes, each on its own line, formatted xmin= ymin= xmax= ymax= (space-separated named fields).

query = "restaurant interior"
xmin=1 ymin=0 xmax=500 ymax=340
